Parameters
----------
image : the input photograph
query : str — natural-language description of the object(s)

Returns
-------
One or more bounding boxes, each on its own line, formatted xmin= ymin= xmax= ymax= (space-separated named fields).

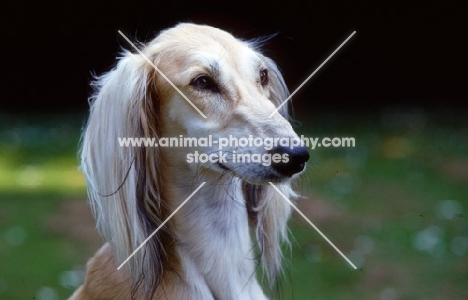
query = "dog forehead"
xmin=158 ymin=23 xmax=241 ymax=44
xmin=151 ymin=23 xmax=258 ymax=60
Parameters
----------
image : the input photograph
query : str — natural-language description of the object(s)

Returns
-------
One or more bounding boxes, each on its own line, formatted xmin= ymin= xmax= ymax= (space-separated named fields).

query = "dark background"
xmin=3 ymin=2 xmax=467 ymax=113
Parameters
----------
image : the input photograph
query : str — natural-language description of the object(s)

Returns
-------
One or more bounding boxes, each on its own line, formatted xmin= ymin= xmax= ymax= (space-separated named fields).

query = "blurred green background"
xmin=0 ymin=110 xmax=467 ymax=299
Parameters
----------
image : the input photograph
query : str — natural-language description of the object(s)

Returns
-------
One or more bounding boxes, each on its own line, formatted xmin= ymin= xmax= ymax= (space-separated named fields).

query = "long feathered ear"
xmin=244 ymin=183 xmax=295 ymax=285
xmin=80 ymin=51 xmax=172 ymax=298
xmin=244 ymin=56 xmax=296 ymax=288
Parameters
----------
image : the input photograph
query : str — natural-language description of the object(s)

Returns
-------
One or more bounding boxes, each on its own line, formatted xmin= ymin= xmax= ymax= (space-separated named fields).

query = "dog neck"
xmin=163 ymin=166 xmax=268 ymax=300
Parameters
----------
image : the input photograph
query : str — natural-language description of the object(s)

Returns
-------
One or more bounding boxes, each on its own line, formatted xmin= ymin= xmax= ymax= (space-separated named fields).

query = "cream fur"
xmin=73 ymin=23 xmax=306 ymax=300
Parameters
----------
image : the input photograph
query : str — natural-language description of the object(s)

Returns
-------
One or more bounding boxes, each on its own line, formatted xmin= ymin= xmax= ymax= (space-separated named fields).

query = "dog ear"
xmin=80 ymin=50 xmax=171 ymax=298
xmin=243 ymin=56 xmax=296 ymax=289
xmin=244 ymin=182 xmax=294 ymax=290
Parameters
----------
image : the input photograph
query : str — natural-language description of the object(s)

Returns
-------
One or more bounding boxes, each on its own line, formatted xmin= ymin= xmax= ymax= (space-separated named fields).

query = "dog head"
xmin=81 ymin=23 xmax=307 ymax=297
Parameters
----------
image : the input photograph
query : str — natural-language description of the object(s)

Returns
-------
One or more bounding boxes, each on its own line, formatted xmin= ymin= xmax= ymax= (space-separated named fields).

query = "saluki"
xmin=71 ymin=23 xmax=309 ymax=300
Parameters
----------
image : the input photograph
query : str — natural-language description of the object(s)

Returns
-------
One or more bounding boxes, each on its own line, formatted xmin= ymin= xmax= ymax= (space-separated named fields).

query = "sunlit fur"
xmin=71 ymin=23 xmax=305 ymax=300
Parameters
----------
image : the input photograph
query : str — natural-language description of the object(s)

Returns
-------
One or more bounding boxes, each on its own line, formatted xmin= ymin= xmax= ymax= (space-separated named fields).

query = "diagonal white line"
xmin=269 ymin=182 xmax=357 ymax=269
xmin=268 ymin=31 xmax=356 ymax=118
xmin=117 ymin=182 xmax=206 ymax=270
xmin=117 ymin=30 xmax=207 ymax=119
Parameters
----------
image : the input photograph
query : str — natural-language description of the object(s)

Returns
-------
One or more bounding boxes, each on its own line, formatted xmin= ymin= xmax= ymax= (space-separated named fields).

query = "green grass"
xmin=0 ymin=192 xmax=84 ymax=299
xmin=0 ymin=112 xmax=467 ymax=299
xmin=0 ymin=114 xmax=89 ymax=299
xmin=277 ymin=111 xmax=468 ymax=299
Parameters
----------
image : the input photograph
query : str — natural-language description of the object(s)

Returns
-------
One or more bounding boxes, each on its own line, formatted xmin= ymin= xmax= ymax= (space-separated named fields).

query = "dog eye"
xmin=191 ymin=75 xmax=219 ymax=92
xmin=260 ymin=69 xmax=268 ymax=85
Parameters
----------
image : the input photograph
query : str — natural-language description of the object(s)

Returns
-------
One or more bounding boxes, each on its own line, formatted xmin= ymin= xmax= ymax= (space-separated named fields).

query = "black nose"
xmin=269 ymin=145 xmax=310 ymax=177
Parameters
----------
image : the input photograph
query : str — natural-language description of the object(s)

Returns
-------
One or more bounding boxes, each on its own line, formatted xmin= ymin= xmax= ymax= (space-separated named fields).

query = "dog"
xmin=71 ymin=23 xmax=309 ymax=300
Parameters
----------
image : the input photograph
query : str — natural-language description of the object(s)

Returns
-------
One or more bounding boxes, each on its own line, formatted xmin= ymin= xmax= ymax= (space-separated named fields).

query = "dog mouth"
xmin=217 ymin=161 xmax=293 ymax=184
xmin=217 ymin=161 xmax=231 ymax=172
xmin=219 ymin=144 xmax=310 ymax=182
